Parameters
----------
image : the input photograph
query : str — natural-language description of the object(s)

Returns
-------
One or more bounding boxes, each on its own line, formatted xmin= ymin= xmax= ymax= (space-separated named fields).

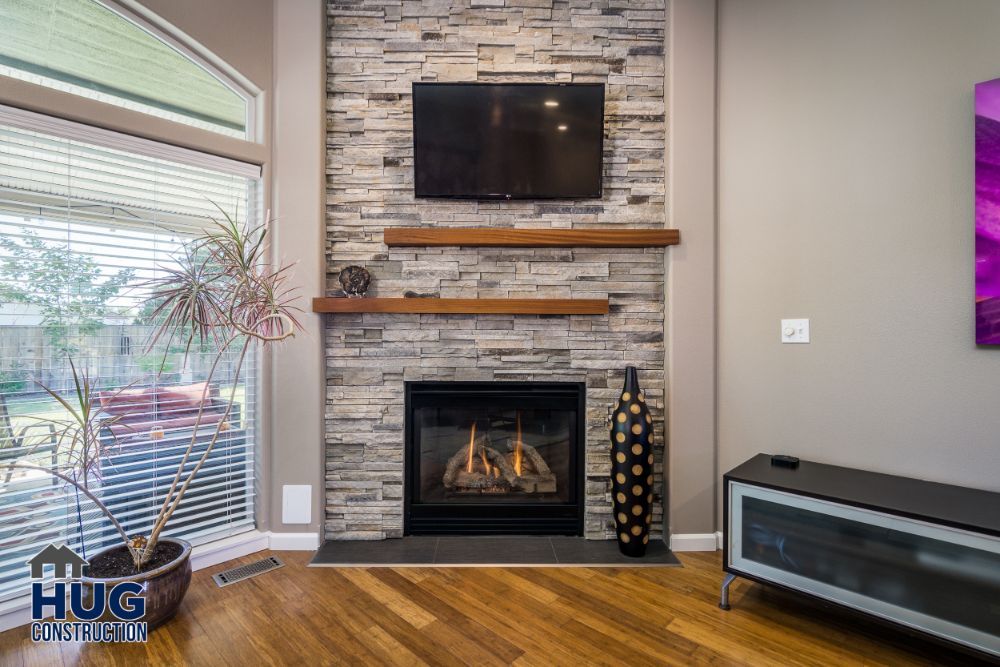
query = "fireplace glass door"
xmin=405 ymin=382 xmax=584 ymax=535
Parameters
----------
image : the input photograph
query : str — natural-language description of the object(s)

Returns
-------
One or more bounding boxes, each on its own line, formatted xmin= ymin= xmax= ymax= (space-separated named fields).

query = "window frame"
xmin=0 ymin=0 xmax=261 ymax=143
xmin=0 ymin=0 xmax=265 ymax=160
xmin=0 ymin=101 xmax=266 ymax=603
xmin=101 ymin=0 xmax=262 ymax=142
xmin=0 ymin=105 xmax=261 ymax=181
xmin=0 ymin=0 xmax=277 ymax=626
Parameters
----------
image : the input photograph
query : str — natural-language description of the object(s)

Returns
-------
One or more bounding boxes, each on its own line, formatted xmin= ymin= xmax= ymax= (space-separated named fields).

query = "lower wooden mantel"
xmin=312 ymin=297 xmax=609 ymax=315
xmin=384 ymin=227 xmax=680 ymax=247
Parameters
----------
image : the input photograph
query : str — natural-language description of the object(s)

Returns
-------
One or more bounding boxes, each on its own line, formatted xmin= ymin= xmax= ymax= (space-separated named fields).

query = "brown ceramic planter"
xmin=80 ymin=537 xmax=192 ymax=628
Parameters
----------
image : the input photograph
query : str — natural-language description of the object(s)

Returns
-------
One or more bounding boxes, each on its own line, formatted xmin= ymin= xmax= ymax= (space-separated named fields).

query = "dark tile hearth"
xmin=309 ymin=536 xmax=680 ymax=567
xmin=435 ymin=536 xmax=560 ymax=565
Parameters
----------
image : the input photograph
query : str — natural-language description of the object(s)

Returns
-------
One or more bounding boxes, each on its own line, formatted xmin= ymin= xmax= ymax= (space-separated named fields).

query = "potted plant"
xmin=1 ymin=211 xmax=298 ymax=627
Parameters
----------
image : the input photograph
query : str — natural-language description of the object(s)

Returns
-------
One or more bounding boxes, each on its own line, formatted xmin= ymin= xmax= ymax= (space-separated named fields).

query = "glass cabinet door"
xmin=728 ymin=482 xmax=1000 ymax=657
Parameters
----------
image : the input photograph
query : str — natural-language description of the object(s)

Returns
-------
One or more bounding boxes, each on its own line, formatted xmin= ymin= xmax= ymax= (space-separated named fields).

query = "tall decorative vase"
xmin=610 ymin=366 xmax=653 ymax=557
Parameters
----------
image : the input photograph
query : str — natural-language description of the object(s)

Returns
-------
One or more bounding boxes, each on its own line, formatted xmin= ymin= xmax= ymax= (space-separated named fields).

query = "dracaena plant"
xmin=2 ymin=208 xmax=298 ymax=570
xmin=4 ymin=362 xmax=134 ymax=551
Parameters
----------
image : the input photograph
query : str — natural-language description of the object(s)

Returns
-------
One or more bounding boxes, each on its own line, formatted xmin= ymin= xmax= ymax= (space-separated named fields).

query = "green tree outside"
xmin=0 ymin=230 xmax=134 ymax=354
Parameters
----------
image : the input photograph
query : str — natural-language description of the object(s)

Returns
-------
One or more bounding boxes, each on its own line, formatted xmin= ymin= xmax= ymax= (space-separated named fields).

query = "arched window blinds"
xmin=0 ymin=0 xmax=250 ymax=138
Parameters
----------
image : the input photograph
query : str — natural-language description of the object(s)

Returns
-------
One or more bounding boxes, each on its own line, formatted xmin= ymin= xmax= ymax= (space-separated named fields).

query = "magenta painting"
xmin=976 ymin=78 xmax=1000 ymax=344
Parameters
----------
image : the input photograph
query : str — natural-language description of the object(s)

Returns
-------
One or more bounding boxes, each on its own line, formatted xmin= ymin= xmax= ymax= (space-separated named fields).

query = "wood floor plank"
xmin=323 ymin=570 xmax=466 ymax=667
xmin=509 ymin=568 xmax=707 ymax=665
xmin=476 ymin=569 xmax=560 ymax=605
xmin=369 ymin=569 xmax=524 ymax=665
xmin=359 ymin=624 xmax=429 ymax=667
xmin=0 ymin=550 xmax=980 ymax=666
xmin=408 ymin=568 xmax=593 ymax=666
xmin=338 ymin=569 xmax=438 ymax=629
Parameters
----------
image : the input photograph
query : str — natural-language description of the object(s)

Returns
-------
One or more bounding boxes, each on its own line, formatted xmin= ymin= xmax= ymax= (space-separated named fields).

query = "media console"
xmin=721 ymin=454 xmax=1000 ymax=659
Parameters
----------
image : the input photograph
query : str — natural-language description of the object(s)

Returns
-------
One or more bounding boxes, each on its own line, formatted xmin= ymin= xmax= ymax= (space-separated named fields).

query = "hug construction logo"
xmin=27 ymin=544 xmax=148 ymax=643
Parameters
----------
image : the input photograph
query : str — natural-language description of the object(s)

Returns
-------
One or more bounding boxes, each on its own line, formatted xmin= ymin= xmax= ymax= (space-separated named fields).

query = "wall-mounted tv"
xmin=412 ymin=82 xmax=605 ymax=200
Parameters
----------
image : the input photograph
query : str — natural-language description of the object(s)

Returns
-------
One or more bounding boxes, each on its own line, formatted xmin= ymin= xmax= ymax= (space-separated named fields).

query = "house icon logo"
xmin=26 ymin=544 xmax=88 ymax=579
xmin=27 ymin=543 xmax=148 ymax=644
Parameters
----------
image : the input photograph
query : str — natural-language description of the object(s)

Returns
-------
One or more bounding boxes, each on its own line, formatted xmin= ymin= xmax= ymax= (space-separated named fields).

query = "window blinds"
xmin=0 ymin=108 xmax=261 ymax=601
xmin=0 ymin=0 xmax=249 ymax=138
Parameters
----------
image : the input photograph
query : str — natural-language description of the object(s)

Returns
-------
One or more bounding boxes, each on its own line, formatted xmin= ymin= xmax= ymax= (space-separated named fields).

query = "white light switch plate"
xmin=282 ymin=485 xmax=312 ymax=525
xmin=781 ymin=318 xmax=810 ymax=344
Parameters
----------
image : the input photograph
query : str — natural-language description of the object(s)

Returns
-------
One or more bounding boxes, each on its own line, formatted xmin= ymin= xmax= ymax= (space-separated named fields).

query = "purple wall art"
xmin=976 ymin=77 xmax=1000 ymax=344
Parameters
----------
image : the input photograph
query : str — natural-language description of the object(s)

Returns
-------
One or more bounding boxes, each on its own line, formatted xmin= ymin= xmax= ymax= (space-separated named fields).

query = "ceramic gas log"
xmin=442 ymin=416 xmax=557 ymax=495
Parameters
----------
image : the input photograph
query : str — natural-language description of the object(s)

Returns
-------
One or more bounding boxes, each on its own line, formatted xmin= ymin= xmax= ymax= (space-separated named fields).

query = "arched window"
xmin=0 ymin=0 xmax=253 ymax=138
xmin=0 ymin=1 xmax=263 ymax=604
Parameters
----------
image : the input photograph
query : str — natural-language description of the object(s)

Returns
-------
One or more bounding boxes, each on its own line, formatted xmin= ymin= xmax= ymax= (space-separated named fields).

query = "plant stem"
xmin=144 ymin=334 xmax=238 ymax=537
xmin=140 ymin=336 xmax=251 ymax=565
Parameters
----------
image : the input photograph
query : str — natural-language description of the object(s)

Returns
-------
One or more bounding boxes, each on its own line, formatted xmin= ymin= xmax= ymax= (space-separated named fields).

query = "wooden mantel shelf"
xmin=383 ymin=227 xmax=680 ymax=248
xmin=312 ymin=297 xmax=609 ymax=315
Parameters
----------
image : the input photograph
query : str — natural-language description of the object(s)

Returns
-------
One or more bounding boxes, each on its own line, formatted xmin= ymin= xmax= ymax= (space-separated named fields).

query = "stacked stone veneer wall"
xmin=325 ymin=0 xmax=667 ymax=540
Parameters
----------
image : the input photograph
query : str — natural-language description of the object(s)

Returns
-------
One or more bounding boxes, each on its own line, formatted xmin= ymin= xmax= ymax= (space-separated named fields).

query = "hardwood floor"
xmin=0 ymin=550 xmax=985 ymax=666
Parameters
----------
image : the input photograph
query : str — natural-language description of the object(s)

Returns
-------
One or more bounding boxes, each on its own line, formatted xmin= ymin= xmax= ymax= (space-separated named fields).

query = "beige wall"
xmin=138 ymin=0 xmax=327 ymax=539
xmin=717 ymin=0 xmax=1000 ymax=524
xmin=666 ymin=0 xmax=719 ymax=538
xmin=133 ymin=0 xmax=326 ymax=537
xmin=269 ymin=0 xmax=325 ymax=536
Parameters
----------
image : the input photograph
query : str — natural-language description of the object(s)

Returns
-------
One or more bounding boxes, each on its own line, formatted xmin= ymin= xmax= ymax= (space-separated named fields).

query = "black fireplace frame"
xmin=404 ymin=381 xmax=586 ymax=536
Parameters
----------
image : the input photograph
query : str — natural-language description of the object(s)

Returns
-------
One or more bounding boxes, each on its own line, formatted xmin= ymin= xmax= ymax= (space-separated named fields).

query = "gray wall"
xmin=717 ymin=0 xmax=1000 ymax=518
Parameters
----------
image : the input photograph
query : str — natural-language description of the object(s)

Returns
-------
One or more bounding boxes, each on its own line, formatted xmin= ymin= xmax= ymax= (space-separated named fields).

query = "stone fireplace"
xmin=324 ymin=0 xmax=667 ymax=542
xmin=405 ymin=381 xmax=585 ymax=535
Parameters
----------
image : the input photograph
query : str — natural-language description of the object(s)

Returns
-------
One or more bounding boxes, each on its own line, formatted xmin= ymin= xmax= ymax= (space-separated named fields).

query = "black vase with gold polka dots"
xmin=610 ymin=366 xmax=653 ymax=557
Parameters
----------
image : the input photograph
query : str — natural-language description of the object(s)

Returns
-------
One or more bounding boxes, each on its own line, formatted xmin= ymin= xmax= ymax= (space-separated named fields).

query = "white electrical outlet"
xmin=781 ymin=319 xmax=810 ymax=344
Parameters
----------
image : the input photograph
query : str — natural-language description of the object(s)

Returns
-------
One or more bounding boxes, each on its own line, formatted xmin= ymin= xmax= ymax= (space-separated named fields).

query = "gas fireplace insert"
xmin=404 ymin=381 xmax=585 ymax=535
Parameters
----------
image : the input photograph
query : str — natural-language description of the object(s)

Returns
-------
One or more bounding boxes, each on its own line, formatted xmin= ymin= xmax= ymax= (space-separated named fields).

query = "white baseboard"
xmin=0 ymin=597 xmax=33 ymax=634
xmin=191 ymin=530 xmax=320 ymax=563
xmin=669 ymin=532 xmax=721 ymax=552
xmin=268 ymin=532 xmax=320 ymax=551
xmin=191 ymin=530 xmax=270 ymax=571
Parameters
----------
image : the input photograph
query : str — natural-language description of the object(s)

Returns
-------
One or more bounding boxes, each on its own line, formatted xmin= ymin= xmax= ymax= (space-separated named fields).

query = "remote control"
xmin=770 ymin=454 xmax=800 ymax=469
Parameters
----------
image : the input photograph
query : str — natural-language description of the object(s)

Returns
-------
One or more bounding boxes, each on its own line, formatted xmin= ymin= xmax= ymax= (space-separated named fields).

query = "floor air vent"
xmin=212 ymin=556 xmax=284 ymax=588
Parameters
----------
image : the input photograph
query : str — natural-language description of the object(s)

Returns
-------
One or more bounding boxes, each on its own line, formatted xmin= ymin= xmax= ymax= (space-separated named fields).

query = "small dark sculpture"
xmin=338 ymin=266 xmax=371 ymax=297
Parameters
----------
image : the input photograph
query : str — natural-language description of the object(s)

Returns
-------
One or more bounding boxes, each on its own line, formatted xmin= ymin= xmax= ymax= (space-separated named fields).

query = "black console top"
xmin=725 ymin=454 xmax=1000 ymax=537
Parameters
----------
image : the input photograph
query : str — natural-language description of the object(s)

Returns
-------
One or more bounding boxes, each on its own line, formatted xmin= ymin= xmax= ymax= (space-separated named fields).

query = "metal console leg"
xmin=719 ymin=573 xmax=737 ymax=610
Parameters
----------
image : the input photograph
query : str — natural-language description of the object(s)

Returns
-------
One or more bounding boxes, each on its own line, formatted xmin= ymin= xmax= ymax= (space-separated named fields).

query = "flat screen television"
xmin=412 ymin=82 xmax=605 ymax=200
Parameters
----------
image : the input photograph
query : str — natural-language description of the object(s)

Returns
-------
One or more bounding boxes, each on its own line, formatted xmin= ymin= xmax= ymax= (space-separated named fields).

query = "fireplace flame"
xmin=481 ymin=448 xmax=492 ymax=476
xmin=466 ymin=422 xmax=477 ymax=473
xmin=514 ymin=412 xmax=523 ymax=477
